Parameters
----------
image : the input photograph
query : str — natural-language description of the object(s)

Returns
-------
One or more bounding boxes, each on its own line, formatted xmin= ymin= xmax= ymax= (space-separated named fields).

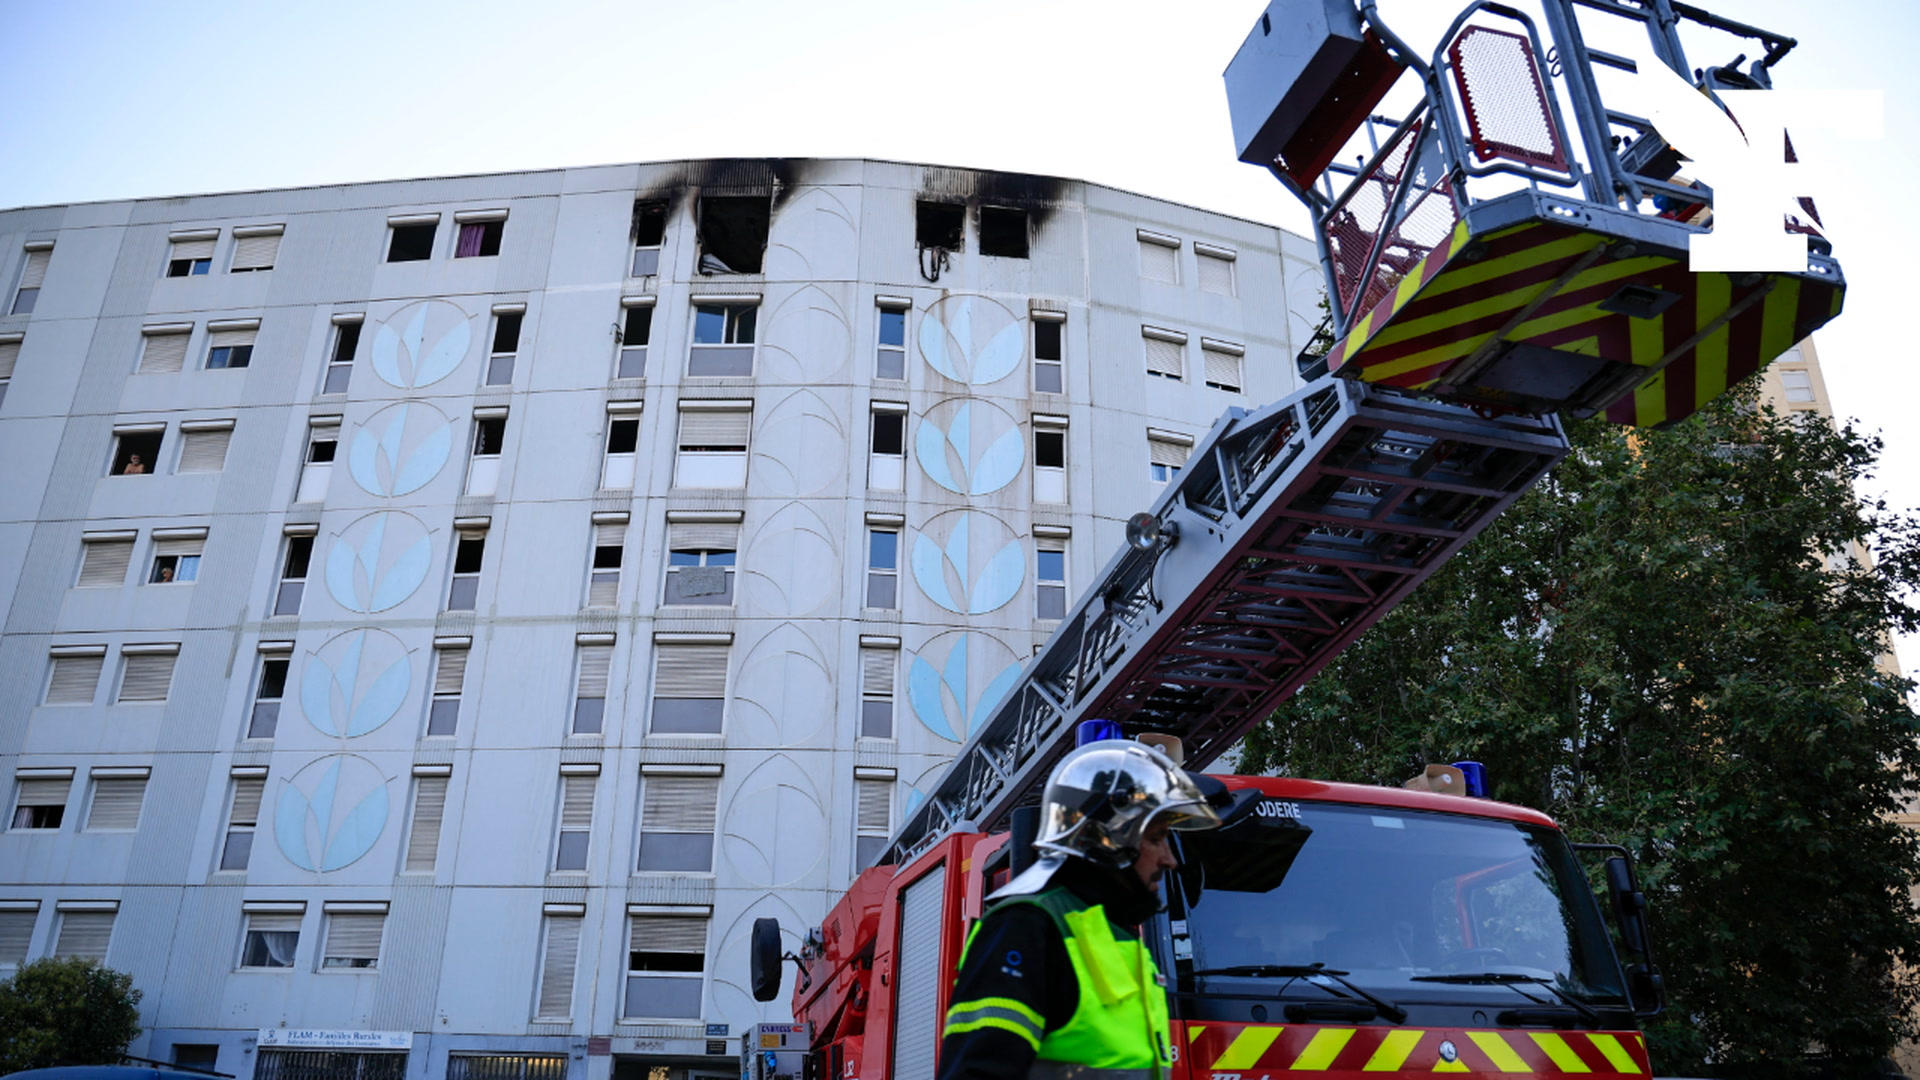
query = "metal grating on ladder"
xmin=887 ymin=378 xmax=1569 ymax=863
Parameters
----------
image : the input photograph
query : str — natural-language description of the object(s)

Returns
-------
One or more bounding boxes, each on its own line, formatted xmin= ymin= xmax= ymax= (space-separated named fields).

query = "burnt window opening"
xmin=632 ymin=201 xmax=668 ymax=247
xmin=697 ymin=196 xmax=770 ymax=275
xmin=979 ymin=207 xmax=1030 ymax=259
xmin=916 ymin=201 xmax=965 ymax=251
xmin=388 ymin=223 xmax=436 ymax=262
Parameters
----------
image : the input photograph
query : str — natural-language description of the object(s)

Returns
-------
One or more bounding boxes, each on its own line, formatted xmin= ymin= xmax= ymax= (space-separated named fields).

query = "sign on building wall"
xmin=258 ymin=1028 xmax=414 ymax=1050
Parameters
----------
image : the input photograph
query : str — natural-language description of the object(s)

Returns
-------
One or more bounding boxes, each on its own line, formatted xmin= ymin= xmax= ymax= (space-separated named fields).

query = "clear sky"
xmin=4 ymin=0 xmax=1917 ymax=668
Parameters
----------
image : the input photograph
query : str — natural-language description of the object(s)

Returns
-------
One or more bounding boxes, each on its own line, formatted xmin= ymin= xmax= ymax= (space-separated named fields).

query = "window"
xmin=85 ymin=771 xmax=148 ymax=830
xmin=674 ymin=405 xmax=751 ymax=488
xmin=1034 ymin=417 xmax=1067 ymax=504
xmin=320 ymin=908 xmax=385 ymax=969
xmin=273 ymin=531 xmax=315 ymax=616
xmin=220 ymin=772 xmax=266 ymax=871
xmin=631 ymin=200 xmax=668 ymax=277
xmin=1144 ymin=327 xmax=1186 ymax=381
xmin=449 ymin=1056 xmax=566 ymax=1080
xmin=1203 ymin=338 xmax=1245 ymax=393
xmin=167 ymin=231 xmax=215 ymax=277
xmin=619 ymin=300 xmax=653 ymax=379
xmin=138 ymin=325 xmax=192 ymax=375
xmin=876 ymin=302 xmax=908 ymax=380
xmin=230 ymin=225 xmax=283 ymax=272
xmin=1037 ymin=547 xmax=1068 ymax=621
xmin=535 ymin=910 xmax=584 ymax=1020
xmin=1149 ymin=433 xmax=1192 ymax=484
xmin=664 ymin=518 xmax=738 ymax=606
xmin=12 ymin=244 xmax=50 ymax=314
xmin=636 ymin=769 xmax=720 ymax=872
xmin=249 ymin=649 xmax=290 ymax=739
xmin=172 ymin=1046 xmax=220 ymax=1072
xmin=696 ymin=195 xmax=770 ymax=274
xmin=45 ymin=649 xmax=104 ymax=705
xmin=916 ymin=201 xmax=964 ymax=251
xmin=10 ymin=775 xmax=70 ymax=830
xmin=466 ymin=412 xmax=506 ymax=496
xmin=53 ymin=906 xmax=115 ymax=961
xmin=387 ymin=216 xmax=438 ymax=262
xmin=0 ymin=905 xmax=36 ymax=969
xmin=324 ymin=316 xmax=362 ymax=394
xmin=177 ymin=421 xmax=233 ymax=473
xmin=1139 ymin=230 xmax=1181 ymax=284
xmin=455 ymin=214 xmax=505 ymax=258
xmin=572 ymin=637 xmax=614 ymax=735
xmin=855 ymin=777 xmax=892 ymax=870
xmin=240 ymin=909 xmax=301 ymax=969
xmin=624 ymin=914 xmax=708 ymax=1019
xmin=1197 ymin=244 xmax=1238 ymax=296
xmin=117 ymin=645 xmax=179 ymax=703
xmin=1780 ymin=368 xmax=1815 ymax=403
xmin=554 ymin=771 xmax=597 ymax=872
xmin=587 ymin=518 xmax=627 ymax=609
xmin=426 ymin=642 xmax=468 ymax=737
xmin=979 ymin=206 xmax=1029 ymax=258
xmin=296 ymin=422 xmax=338 ymax=503
xmin=651 ymin=639 xmax=729 ymax=735
xmin=77 ymin=533 xmax=135 ymax=588
xmin=603 ymin=408 xmax=642 ymax=489
xmin=869 ymin=406 xmax=906 ymax=491
xmin=688 ymin=303 xmax=757 ymax=376
xmin=0 ymin=333 xmax=18 ymax=407
xmin=1032 ymin=313 xmax=1065 ymax=394
xmin=859 ymin=644 xmax=896 ymax=739
xmin=867 ymin=528 xmax=899 ymax=609
xmin=448 ymin=530 xmax=486 ymax=611
xmin=205 ymin=321 xmax=257 ymax=370
xmin=486 ymin=308 xmax=522 ymax=386
xmin=404 ymin=770 xmax=449 ymax=872
xmin=148 ymin=530 xmax=205 ymax=585
xmin=111 ymin=426 xmax=164 ymax=476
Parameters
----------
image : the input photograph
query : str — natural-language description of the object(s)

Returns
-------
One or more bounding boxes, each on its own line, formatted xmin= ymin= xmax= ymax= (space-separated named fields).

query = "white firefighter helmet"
xmin=1033 ymin=739 xmax=1221 ymax=868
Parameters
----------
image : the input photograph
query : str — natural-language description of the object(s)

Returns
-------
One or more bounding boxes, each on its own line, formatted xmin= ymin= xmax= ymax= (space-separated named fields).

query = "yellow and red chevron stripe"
xmin=1182 ymin=1022 xmax=1651 ymax=1076
xmin=1324 ymin=217 xmax=1844 ymax=427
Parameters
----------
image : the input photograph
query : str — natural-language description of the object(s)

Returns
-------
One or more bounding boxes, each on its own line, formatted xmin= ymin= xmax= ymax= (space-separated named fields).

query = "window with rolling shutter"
xmin=46 ymin=654 xmax=103 ymax=705
xmin=0 ymin=335 xmax=21 ymax=404
xmin=230 ymin=227 xmax=283 ymax=272
xmin=11 ymin=778 xmax=69 ymax=830
xmin=665 ymin=520 xmax=738 ymax=606
xmin=321 ymin=912 xmax=384 ymax=968
xmin=167 ymin=234 xmax=216 ymax=277
xmin=637 ymin=774 xmax=720 ymax=872
xmin=572 ymin=644 xmax=612 ymax=735
xmin=206 ymin=325 xmax=256 ymax=370
xmin=1148 ymin=436 xmax=1191 ymax=484
xmin=1143 ymin=329 xmax=1186 ymax=380
xmin=855 ymin=779 xmax=892 ymax=869
xmin=554 ymin=774 xmax=596 ymax=871
xmin=0 ymin=909 xmax=34 ymax=967
xmin=674 ymin=408 xmax=751 ymax=488
xmin=860 ymin=648 xmax=895 ymax=739
xmin=77 ymin=538 xmax=133 ymax=588
xmin=86 ymin=777 xmax=147 ymax=830
xmin=676 ymin=410 xmax=750 ymax=450
xmin=1139 ymin=233 xmax=1180 ymax=284
xmin=250 ymin=653 xmax=288 ymax=739
xmin=1202 ymin=342 xmax=1244 ymax=393
xmin=149 ymin=535 xmax=204 ymax=584
xmin=139 ymin=329 xmax=191 ymax=374
xmin=428 ymin=646 xmax=467 ymax=736
xmin=118 ymin=651 xmax=178 ymax=702
xmin=55 ymin=910 xmax=114 ymax=960
xmin=240 ymin=912 xmax=300 ymax=968
xmin=650 ymin=645 xmax=728 ymax=734
xmin=587 ymin=522 xmax=626 ymax=608
xmin=405 ymin=776 xmax=448 ymax=873
xmin=1197 ymin=248 xmax=1237 ymax=296
xmin=177 ymin=427 xmax=233 ymax=472
xmin=536 ymin=915 xmax=582 ymax=1020
xmin=624 ymin=915 xmax=708 ymax=1019
xmin=220 ymin=775 xmax=265 ymax=871
xmin=12 ymin=246 xmax=50 ymax=315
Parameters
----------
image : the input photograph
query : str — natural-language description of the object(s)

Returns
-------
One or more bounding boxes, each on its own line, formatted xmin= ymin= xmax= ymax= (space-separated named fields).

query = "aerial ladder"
xmin=748 ymin=3 xmax=1846 ymax=1077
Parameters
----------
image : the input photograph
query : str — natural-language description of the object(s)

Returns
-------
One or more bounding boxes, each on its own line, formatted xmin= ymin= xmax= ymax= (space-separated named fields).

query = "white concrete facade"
xmin=0 ymin=158 xmax=1320 ymax=1079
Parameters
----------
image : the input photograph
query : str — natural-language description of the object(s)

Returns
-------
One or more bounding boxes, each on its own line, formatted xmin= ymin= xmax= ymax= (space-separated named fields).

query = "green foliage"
xmin=1239 ymin=388 xmax=1920 ymax=1076
xmin=0 ymin=956 xmax=143 ymax=1071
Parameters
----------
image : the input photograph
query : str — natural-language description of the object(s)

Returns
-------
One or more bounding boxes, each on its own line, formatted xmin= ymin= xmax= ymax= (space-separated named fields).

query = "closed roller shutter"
xmin=1149 ymin=438 xmax=1191 ymax=467
xmin=654 ymin=645 xmax=727 ymax=698
xmin=87 ymin=778 xmax=147 ymax=829
xmin=229 ymin=777 xmax=265 ymax=826
xmin=667 ymin=520 xmax=738 ymax=551
xmin=1144 ymin=335 xmax=1185 ymax=379
xmin=153 ymin=537 xmax=203 ymax=558
xmin=47 ymin=656 xmax=103 ymax=704
xmin=209 ymin=327 xmax=256 ymax=350
xmin=677 ymin=410 xmax=750 ymax=449
xmin=118 ymin=653 xmax=177 ymax=702
xmin=856 ymin=779 xmax=890 ymax=834
xmin=231 ymin=228 xmax=283 ymax=271
xmin=641 ymin=776 xmax=719 ymax=833
xmin=536 ymin=916 xmax=582 ymax=1020
xmin=576 ymin=646 xmax=612 ymax=697
xmin=139 ymin=331 xmax=190 ymax=374
xmin=324 ymin=913 xmax=384 ymax=965
xmin=170 ymin=236 xmax=215 ymax=262
xmin=54 ymin=911 xmax=114 ymax=960
xmin=891 ymin=864 xmax=948 ymax=1080
xmin=1198 ymin=251 xmax=1236 ymax=295
xmin=594 ymin=521 xmax=627 ymax=550
xmin=0 ymin=910 xmax=34 ymax=966
xmin=18 ymin=249 xmax=50 ymax=290
xmin=0 ymin=338 xmax=19 ymax=379
xmin=16 ymin=778 xmax=69 ymax=808
xmin=405 ymin=777 xmax=448 ymax=872
xmin=1139 ymin=238 xmax=1178 ymax=283
xmin=630 ymin=915 xmax=707 ymax=956
xmin=434 ymin=648 xmax=469 ymax=695
xmin=177 ymin=429 xmax=232 ymax=472
xmin=1203 ymin=346 xmax=1243 ymax=391
xmin=861 ymin=648 xmax=894 ymax=698
xmin=78 ymin=541 xmax=133 ymax=587
xmin=559 ymin=776 xmax=595 ymax=830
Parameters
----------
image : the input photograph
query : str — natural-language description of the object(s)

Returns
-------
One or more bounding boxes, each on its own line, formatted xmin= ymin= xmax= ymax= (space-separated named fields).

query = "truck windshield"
xmin=1174 ymin=801 xmax=1626 ymax=1010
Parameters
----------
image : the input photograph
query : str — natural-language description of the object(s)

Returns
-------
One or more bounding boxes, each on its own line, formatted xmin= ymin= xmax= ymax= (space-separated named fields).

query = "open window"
xmin=603 ymin=404 xmax=643 ymax=490
xmin=664 ymin=514 xmax=739 ymax=607
xmin=167 ymin=230 xmax=216 ymax=277
xmin=1033 ymin=415 xmax=1067 ymax=503
xmin=466 ymin=410 xmax=507 ymax=496
xmin=619 ymin=298 xmax=654 ymax=379
xmin=111 ymin=425 xmax=164 ymax=477
xmin=454 ymin=211 xmax=506 ymax=258
xmin=297 ymin=419 xmax=339 ymax=503
xmin=148 ymin=528 xmax=206 ymax=585
xmin=979 ymin=206 xmax=1029 ymax=258
xmin=487 ymin=306 xmax=523 ymax=386
xmin=387 ymin=215 xmax=438 ymax=262
xmin=448 ymin=522 xmax=488 ymax=611
xmin=631 ymin=199 xmax=668 ymax=277
xmin=324 ymin=315 xmax=362 ymax=394
xmin=917 ymin=201 xmax=964 ymax=251
xmin=869 ymin=403 xmax=907 ymax=491
xmin=1032 ymin=311 xmax=1065 ymax=393
xmin=587 ymin=515 xmax=628 ymax=609
xmin=696 ymin=195 xmax=770 ymax=274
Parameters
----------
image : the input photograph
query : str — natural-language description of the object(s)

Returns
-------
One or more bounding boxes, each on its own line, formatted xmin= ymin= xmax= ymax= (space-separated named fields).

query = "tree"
xmin=0 ymin=956 xmax=143 ymax=1072
xmin=1238 ymin=387 xmax=1920 ymax=1076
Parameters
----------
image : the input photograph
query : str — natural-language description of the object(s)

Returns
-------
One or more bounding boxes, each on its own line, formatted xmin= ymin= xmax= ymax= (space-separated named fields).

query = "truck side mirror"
xmin=1603 ymin=857 xmax=1649 ymax=955
xmin=751 ymin=917 xmax=784 ymax=1002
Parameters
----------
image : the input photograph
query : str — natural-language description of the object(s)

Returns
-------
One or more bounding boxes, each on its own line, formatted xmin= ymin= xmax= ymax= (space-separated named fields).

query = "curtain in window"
xmin=456 ymin=224 xmax=485 ymax=258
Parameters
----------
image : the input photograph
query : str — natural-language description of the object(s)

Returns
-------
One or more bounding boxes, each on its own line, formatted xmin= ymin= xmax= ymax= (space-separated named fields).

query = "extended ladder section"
xmin=886 ymin=379 xmax=1568 ymax=863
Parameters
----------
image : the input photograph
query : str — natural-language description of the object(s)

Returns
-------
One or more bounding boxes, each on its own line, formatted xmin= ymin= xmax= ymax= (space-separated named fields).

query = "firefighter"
xmin=937 ymin=739 xmax=1221 ymax=1080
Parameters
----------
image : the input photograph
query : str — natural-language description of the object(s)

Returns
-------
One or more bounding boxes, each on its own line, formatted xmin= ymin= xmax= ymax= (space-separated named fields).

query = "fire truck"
xmin=748 ymin=0 xmax=1845 ymax=1076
